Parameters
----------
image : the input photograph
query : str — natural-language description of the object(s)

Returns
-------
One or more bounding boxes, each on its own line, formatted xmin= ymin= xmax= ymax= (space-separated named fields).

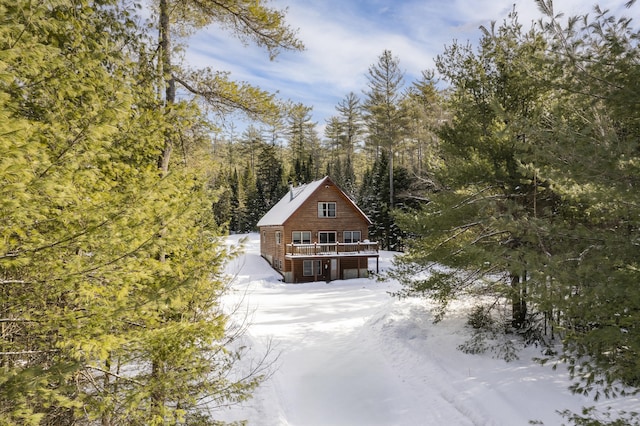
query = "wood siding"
xmin=285 ymin=181 xmax=369 ymax=243
xmin=259 ymin=179 xmax=376 ymax=283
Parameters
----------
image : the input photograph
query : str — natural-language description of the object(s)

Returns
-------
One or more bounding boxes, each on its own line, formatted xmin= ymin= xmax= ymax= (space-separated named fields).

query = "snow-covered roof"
xmin=256 ymin=176 xmax=370 ymax=227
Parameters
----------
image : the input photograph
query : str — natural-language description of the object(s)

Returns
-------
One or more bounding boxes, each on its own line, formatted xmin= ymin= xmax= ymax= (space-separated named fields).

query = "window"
xmin=275 ymin=231 xmax=281 ymax=245
xmin=343 ymin=231 xmax=361 ymax=243
xmin=303 ymin=260 xmax=322 ymax=276
xmin=303 ymin=260 xmax=313 ymax=276
xmin=318 ymin=202 xmax=336 ymax=218
xmin=318 ymin=231 xmax=336 ymax=244
xmin=292 ymin=231 xmax=311 ymax=244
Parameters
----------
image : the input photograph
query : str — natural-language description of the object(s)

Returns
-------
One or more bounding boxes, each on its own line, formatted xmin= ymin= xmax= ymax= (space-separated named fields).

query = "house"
xmin=257 ymin=176 xmax=379 ymax=283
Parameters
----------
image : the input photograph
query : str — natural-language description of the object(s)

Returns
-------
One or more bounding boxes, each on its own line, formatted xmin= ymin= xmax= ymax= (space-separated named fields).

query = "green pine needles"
xmin=391 ymin=0 xmax=640 ymax=402
xmin=0 ymin=0 xmax=273 ymax=424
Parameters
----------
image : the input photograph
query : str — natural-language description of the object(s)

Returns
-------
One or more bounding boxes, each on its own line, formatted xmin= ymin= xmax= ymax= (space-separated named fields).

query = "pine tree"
xmin=147 ymin=0 xmax=303 ymax=417
xmin=402 ymin=70 xmax=445 ymax=178
xmin=391 ymin=9 xmax=550 ymax=324
xmin=243 ymin=141 xmax=287 ymax=230
xmin=362 ymin=50 xmax=408 ymax=209
xmin=0 ymin=0 xmax=281 ymax=423
xmin=286 ymin=103 xmax=320 ymax=182
xmin=358 ymin=152 xmax=406 ymax=251
xmin=528 ymin=0 xmax=640 ymax=395
xmin=342 ymin=156 xmax=357 ymax=198
xmin=239 ymin=125 xmax=265 ymax=175
xmin=391 ymin=1 xmax=640 ymax=400
xmin=336 ymin=92 xmax=364 ymax=165
xmin=324 ymin=92 xmax=363 ymax=196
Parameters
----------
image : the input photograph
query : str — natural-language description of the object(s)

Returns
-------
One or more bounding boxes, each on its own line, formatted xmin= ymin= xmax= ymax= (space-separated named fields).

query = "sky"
xmin=183 ymin=0 xmax=632 ymax=135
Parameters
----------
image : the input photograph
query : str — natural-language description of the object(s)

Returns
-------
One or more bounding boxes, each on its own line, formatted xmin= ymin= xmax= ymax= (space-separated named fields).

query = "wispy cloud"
xmin=183 ymin=0 xmax=630 ymax=132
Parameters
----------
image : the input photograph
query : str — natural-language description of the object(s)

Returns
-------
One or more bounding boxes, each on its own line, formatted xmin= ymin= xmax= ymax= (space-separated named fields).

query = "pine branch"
xmin=0 ymin=349 xmax=59 ymax=356
xmin=86 ymin=365 xmax=143 ymax=386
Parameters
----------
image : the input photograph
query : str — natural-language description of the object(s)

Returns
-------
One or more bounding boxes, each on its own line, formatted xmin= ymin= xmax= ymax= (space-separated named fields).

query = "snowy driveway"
xmin=219 ymin=234 xmax=639 ymax=426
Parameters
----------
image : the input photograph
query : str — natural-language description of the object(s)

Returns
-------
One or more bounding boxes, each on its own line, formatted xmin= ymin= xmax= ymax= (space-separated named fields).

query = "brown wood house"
xmin=257 ymin=176 xmax=379 ymax=283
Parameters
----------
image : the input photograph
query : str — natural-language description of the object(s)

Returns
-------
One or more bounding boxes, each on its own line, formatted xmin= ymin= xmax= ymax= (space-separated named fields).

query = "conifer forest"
xmin=1 ymin=0 xmax=639 ymax=424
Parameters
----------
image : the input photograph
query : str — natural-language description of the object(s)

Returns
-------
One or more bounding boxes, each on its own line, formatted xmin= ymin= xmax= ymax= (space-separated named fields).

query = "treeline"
xmin=212 ymin=51 xmax=440 ymax=251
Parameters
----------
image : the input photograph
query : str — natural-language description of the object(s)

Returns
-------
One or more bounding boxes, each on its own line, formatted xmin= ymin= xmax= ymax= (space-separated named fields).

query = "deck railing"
xmin=286 ymin=241 xmax=378 ymax=257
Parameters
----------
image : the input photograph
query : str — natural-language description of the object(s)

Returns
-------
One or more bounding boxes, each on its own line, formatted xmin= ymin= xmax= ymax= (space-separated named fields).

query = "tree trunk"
xmin=389 ymin=147 xmax=394 ymax=208
xmin=511 ymin=272 xmax=527 ymax=329
xmin=158 ymin=0 xmax=174 ymax=175
xmin=151 ymin=360 xmax=165 ymax=420
xmin=101 ymin=356 xmax=112 ymax=426
xmin=151 ymin=0 xmax=172 ymax=416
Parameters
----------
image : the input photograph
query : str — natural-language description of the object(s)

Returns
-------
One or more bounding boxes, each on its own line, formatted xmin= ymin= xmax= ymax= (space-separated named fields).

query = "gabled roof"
xmin=256 ymin=176 xmax=371 ymax=227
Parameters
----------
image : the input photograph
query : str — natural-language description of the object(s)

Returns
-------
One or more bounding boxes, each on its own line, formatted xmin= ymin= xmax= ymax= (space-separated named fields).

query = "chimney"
xmin=289 ymin=183 xmax=294 ymax=201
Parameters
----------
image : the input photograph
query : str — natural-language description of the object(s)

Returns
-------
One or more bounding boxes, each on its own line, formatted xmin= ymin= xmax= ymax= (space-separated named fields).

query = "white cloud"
xmin=183 ymin=0 xmax=632 ymax=133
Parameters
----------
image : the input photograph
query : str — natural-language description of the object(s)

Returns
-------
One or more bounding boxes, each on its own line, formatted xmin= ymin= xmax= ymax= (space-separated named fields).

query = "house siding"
xmin=259 ymin=177 xmax=376 ymax=283
xmin=260 ymin=225 xmax=285 ymax=275
xmin=285 ymin=182 xmax=369 ymax=243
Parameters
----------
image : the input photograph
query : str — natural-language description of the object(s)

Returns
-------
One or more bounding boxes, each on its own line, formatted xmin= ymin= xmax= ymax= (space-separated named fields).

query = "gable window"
xmin=318 ymin=202 xmax=336 ymax=218
xmin=303 ymin=260 xmax=322 ymax=276
xmin=343 ymin=231 xmax=361 ymax=243
xmin=292 ymin=231 xmax=311 ymax=244
xmin=318 ymin=231 xmax=336 ymax=244
xmin=276 ymin=231 xmax=281 ymax=245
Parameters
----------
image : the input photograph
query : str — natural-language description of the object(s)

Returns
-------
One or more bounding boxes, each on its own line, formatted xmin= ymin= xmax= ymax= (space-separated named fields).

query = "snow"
xmin=255 ymin=176 xmax=371 ymax=227
xmin=255 ymin=178 xmax=326 ymax=227
xmin=219 ymin=233 xmax=640 ymax=425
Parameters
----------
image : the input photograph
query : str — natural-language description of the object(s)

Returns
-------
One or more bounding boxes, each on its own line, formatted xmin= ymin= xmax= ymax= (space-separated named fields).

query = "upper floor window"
xmin=343 ymin=231 xmax=361 ymax=243
xmin=318 ymin=231 xmax=336 ymax=244
xmin=292 ymin=231 xmax=311 ymax=244
xmin=275 ymin=231 xmax=281 ymax=245
xmin=318 ymin=202 xmax=336 ymax=218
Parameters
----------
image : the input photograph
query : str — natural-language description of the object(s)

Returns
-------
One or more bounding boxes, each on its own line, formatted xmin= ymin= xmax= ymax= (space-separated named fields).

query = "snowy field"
xmin=218 ymin=233 xmax=639 ymax=425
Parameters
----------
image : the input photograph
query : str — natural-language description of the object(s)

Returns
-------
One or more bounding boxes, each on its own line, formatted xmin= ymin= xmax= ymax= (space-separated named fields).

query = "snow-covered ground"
xmin=218 ymin=233 xmax=639 ymax=425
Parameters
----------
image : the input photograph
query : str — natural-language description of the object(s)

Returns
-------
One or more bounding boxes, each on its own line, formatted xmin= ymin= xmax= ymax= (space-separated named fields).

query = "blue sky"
xmin=183 ymin=0 xmax=630 ymax=135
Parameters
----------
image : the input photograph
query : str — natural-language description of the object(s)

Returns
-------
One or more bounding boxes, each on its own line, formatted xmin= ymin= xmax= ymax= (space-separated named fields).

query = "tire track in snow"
xmin=364 ymin=298 xmax=524 ymax=426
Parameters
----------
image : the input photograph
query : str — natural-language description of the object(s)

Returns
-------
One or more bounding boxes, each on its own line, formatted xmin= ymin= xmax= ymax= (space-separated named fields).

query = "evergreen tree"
xmin=324 ymin=116 xmax=343 ymax=154
xmin=0 ymin=0 xmax=288 ymax=423
xmin=342 ymin=155 xmax=357 ymax=198
xmin=391 ymin=1 xmax=640 ymax=400
xmin=149 ymin=1 xmax=302 ymax=416
xmin=529 ymin=0 xmax=640 ymax=395
xmin=358 ymin=152 xmax=406 ymax=251
xmin=286 ymin=103 xmax=319 ymax=182
xmin=245 ymin=141 xmax=286 ymax=229
xmin=245 ymin=188 xmax=263 ymax=231
xmin=362 ymin=50 xmax=408 ymax=209
xmin=243 ymin=166 xmax=263 ymax=231
xmin=212 ymin=170 xmax=233 ymax=229
xmin=331 ymin=157 xmax=345 ymax=191
xmin=228 ymin=168 xmax=247 ymax=233
xmin=239 ymin=125 xmax=265 ymax=175
xmin=335 ymin=92 xmax=364 ymax=165
xmin=391 ymin=8 xmax=549 ymax=323
xmin=324 ymin=92 xmax=363 ymax=196
xmin=402 ymin=70 xmax=445 ymax=178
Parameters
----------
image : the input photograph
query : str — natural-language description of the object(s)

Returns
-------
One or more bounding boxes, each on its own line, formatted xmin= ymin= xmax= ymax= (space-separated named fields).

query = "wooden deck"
xmin=285 ymin=242 xmax=378 ymax=258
